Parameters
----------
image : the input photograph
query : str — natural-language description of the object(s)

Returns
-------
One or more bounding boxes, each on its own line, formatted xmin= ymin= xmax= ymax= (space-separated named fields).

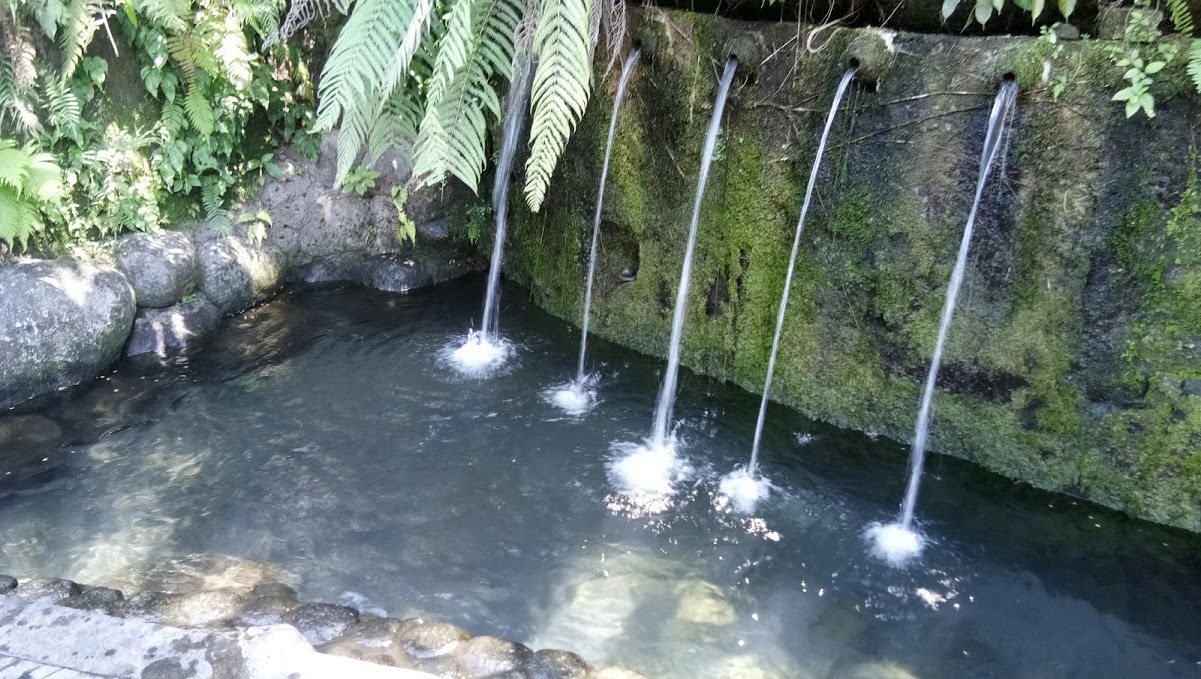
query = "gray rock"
xmin=125 ymin=297 xmax=220 ymax=358
xmin=61 ymin=586 xmax=125 ymax=615
xmin=318 ymin=617 xmax=421 ymax=668
xmin=530 ymin=649 xmax=590 ymax=679
xmin=414 ymin=655 xmax=469 ymax=679
xmin=197 ymin=236 xmax=287 ymax=316
xmin=120 ymin=590 xmax=178 ymax=623
xmin=1052 ymin=23 xmax=1080 ymax=40
xmin=238 ymin=583 xmax=300 ymax=626
xmin=283 ymin=603 xmax=360 ymax=645
xmin=0 ymin=574 xmax=16 ymax=593
xmin=167 ymin=589 xmax=247 ymax=628
xmin=300 ymin=252 xmax=432 ymax=294
xmin=417 ymin=218 xmax=452 ymax=243
xmin=453 ymin=636 xmax=533 ymax=678
xmin=0 ymin=259 xmax=136 ymax=410
xmin=1184 ymin=378 xmax=1201 ymax=397
xmin=0 ymin=414 xmax=61 ymax=451
xmin=397 ymin=620 xmax=471 ymax=659
xmin=11 ymin=577 xmax=80 ymax=603
xmin=115 ymin=231 xmax=198 ymax=308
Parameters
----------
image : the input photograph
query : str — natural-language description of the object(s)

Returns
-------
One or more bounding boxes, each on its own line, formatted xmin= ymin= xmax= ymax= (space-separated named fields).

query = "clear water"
xmin=2 ymin=279 xmax=1201 ymax=679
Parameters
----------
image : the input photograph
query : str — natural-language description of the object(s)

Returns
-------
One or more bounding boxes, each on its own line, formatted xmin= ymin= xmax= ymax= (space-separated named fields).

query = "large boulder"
xmin=197 ymin=237 xmax=287 ymax=316
xmin=0 ymin=259 xmax=136 ymax=409
xmin=115 ymin=231 xmax=198 ymax=308
xmin=124 ymin=297 xmax=220 ymax=358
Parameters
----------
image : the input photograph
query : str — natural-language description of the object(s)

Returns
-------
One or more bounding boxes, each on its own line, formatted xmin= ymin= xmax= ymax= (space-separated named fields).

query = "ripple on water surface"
xmin=2 ymin=279 xmax=1201 ymax=679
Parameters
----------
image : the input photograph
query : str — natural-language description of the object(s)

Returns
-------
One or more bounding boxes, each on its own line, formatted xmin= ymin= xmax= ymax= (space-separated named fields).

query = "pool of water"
xmin=2 ymin=278 xmax=1200 ymax=678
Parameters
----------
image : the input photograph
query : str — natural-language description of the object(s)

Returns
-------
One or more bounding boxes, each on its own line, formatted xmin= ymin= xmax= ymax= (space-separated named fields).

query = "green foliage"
xmin=0 ymin=0 xmax=319 ymax=249
xmin=391 ymin=184 xmax=416 ymax=245
xmin=278 ymin=0 xmax=625 ymax=211
xmin=464 ymin=201 xmax=490 ymax=244
xmin=0 ymin=139 xmax=65 ymax=251
xmin=1104 ymin=0 xmax=1181 ymax=119
xmin=237 ymin=208 xmax=272 ymax=244
xmin=1113 ymin=49 xmax=1170 ymax=118
xmin=341 ymin=165 xmax=379 ymax=195
xmin=941 ymin=0 xmax=1074 ymax=27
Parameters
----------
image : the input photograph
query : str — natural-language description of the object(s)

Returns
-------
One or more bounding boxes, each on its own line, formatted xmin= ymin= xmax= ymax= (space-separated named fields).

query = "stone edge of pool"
xmin=0 ymin=575 xmax=648 ymax=679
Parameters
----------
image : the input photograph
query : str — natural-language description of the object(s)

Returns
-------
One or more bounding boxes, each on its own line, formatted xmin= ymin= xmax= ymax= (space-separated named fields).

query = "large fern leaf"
xmin=413 ymin=0 xmax=521 ymax=190
xmin=523 ymin=0 xmax=594 ymax=212
xmin=1189 ymin=39 xmax=1201 ymax=95
xmin=269 ymin=0 xmax=355 ymax=46
xmin=367 ymin=88 xmax=422 ymax=165
xmin=315 ymin=0 xmax=430 ymax=182
xmin=58 ymin=0 xmax=105 ymax=80
xmin=1169 ymin=0 xmax=1195 ymax=34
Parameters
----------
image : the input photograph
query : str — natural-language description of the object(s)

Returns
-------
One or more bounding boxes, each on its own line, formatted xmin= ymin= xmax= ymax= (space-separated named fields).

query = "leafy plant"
xmin=1113 ymin=49 xmax=1169 ymax=118
xmin=0 ymin=140 xmax=65 ymax=251
xmin=940 ymin=0 xmax=1075 ymax=27
xmin=0 ymin=0 xmax=319 ymax=248
xmin=464 ymin=200 xmax=490 ymax=244
xmin=341 ymin=166 xmax=379 ymax=195
xmin=237 ymin=208 xmax=273 ymax=244
xmin=274 ymin=0 xmax=627 ymax=212
xmin=392 ymin=185 xmax=417 ymax=245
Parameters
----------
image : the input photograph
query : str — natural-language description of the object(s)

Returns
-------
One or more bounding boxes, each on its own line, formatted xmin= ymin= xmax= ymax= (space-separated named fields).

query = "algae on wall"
xmin=504 ymin=8 xmax=1201 ymax=532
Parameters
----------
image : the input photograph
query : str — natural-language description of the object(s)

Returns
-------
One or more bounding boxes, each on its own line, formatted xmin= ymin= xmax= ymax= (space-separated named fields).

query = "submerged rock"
xmin=120 ymin=590 xmax=178 ymax=623
xmin=115 ymin=231 xmax=198 ymax=308
xmin=453 ymin=636 xmax=534 ymax=678
xmin=0 ymin=259 xmax=136 ymax=409
xmin=168 ymin=589 xmax=248 ymax=628
xmin=197 ymin=236 xmax=287 ymax=316
xmin=529 ymin=649 xmax=590 ymax=679
xmin=11 ymin=577 xmax=81 ymax=604
xmin=61 ymin=586 xmax=125 ymax=615
xmin=238 ymin=582 xmax=300 ymax=626
xmin=283 ymin=603 xmax=360 ymax=645
xmin=300 ymin=251 xmax=433 ymax=294
xmin=397 ymin=619 xmax=471 ymax=659
xmin=318 ymin=617 xmax=420 ymax=668
xmin=124 ymin=297 xmax=220 ymax=358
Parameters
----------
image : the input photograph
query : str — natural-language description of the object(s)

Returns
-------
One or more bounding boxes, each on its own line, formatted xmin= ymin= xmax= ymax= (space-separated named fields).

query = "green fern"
xmin=1189 ymin=40 xmax=1201 ymax=93
xmin=413 ymin=0 xmax=522 ymax=190
xmin=1169 ymin=0 xmax=1195 ymax=34
xmin=201 ymin=177 xmax=232 ymax=234
xmin=0 ymin=139 xmax=64 ymax=251
xmin=523 ymin=0 xmax=594 ymax=211
xmin=184 ymin=86 xmax=215 ymax=135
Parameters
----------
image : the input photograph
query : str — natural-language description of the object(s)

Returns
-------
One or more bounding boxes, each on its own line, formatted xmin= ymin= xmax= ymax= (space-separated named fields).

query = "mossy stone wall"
xmin=504 ymin=8 xmax=1201 ymax=531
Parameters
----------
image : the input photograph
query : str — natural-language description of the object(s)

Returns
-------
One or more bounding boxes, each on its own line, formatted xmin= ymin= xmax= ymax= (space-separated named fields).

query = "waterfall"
xmin=546 ymin=50 xmax=641 ymax=415
xmin=719 ymin=67 xmax=857 ymax=514
xmin=577 ymin=49 xmax=642 ymax=383
xmin=868 ymin=78 xmax=1018 ymax=564
xmin=446 ymin=54 xmax=535 ymax=376
xmin=649 ymin=58 xmax=738 ymax=449
xmin=480 ymin=55 xmax=535 ymax=341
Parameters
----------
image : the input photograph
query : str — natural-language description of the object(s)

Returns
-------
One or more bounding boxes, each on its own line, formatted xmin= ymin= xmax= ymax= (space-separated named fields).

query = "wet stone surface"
xmin=0 ymin=574 xmax=648 ymax=679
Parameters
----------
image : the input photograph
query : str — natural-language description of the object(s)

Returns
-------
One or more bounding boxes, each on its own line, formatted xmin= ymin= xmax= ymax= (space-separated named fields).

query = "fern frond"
xmin=378 ymin=0 xmax=436 ymax=107
xmin=184 ymin=86 xmax=215 ymax=135
xmin=167 ymin=33 xmax=201 ymax=86
xmin=58 ymin=0 xmax=105 ymax=80
xmin=1189 ymin=39 xmax=1201 ymax=94
xmin=523 ymin=0 xmax=595 ymax=212
xmin=1168 ymin=0 xmax=1195 ymax=34
xmin=133 ymin=0 xmax=189 ymax=33
xmin=413 ymin=0 xmax=521 ymax=190
xmin=269 ymin=0 xmax=354 ymax=46
xmin=600 ymin=0 xmax=624 ymax=74
xmin=0 ymin=186 xmax=43 ymax=250
xmin=43 ymin=76 xmax=82 ymax=139
xmin=367 ymin=88 xmax=421 ymax=165
xmin=201 ymin=178 xmax=232 ymax=235
xmin=313 ymin=0 xmax=424 ymax=133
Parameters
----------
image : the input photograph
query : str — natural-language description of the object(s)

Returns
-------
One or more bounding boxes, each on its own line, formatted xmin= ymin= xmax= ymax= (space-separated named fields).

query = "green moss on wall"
xmin=505 ymin=9 xmax=1201 ymax=531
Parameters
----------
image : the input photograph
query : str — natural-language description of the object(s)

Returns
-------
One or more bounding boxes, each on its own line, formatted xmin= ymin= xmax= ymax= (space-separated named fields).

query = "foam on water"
xmin=442 ymin=331 xmax=513 ymax=378
xmin=607 ymin=438 xmax=691 ymax=498
xmin=865 ymin=522 xmax=926 ymax=566
xmin=717 ymin=466 xmax=773 ymax=514
xmin=544 ymin=376 xmax=598 ymax=416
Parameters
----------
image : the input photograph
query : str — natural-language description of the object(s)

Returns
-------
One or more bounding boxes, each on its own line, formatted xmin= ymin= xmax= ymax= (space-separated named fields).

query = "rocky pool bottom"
xmin=2 ymin=278 xmax=1201 ymax=678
